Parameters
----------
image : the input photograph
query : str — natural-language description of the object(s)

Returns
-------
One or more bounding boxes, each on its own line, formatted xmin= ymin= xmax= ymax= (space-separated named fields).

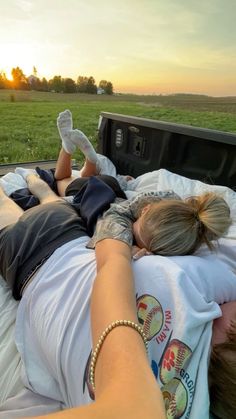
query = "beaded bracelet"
xmin=89 ymin=320 xmax=149 ymax=391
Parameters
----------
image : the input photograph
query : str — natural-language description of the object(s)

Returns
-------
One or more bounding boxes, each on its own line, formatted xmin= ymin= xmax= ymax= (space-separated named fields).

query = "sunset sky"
xmin=1 ymin=0 xmax=236 ymax=96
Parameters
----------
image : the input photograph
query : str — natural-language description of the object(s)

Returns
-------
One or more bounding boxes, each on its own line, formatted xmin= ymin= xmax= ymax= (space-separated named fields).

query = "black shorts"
xmin=0 ymin=201 xmax=87 ymax=300
xmin=34 ymin=169 xmax=126 ymax=200
xmin=10 ymin=171 xmax=126 ymax=211
xmin=65 ymin=175 xmax=126 ymax=199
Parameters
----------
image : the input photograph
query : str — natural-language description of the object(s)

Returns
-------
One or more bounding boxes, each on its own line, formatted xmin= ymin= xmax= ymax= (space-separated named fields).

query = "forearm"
xmin=91 ymin=240 xmax=138 ymax=349
xmin=91 ymin=239 xmax=166 ymax=417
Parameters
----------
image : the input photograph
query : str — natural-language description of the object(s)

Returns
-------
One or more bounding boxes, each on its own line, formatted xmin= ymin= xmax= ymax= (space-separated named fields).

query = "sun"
xmin=4 ymin=70 xmax=13 ymax=81
xmin=0 ymin=43 xmax=37 ymax=79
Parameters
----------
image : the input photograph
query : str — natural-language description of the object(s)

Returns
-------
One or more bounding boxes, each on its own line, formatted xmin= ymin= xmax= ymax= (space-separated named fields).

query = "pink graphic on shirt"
xmin=163 ymin=347 xmax=176 ymax=371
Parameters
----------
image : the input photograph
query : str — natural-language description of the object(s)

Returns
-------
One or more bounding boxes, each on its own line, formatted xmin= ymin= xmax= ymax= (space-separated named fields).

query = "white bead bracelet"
xmin=89 ymin=319 xmax=149 ymax=391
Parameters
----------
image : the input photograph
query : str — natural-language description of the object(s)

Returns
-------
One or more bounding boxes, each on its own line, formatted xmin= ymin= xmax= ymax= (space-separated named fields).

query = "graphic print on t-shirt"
xmin=160 ymin=339 xmax=194 ymax=418
xmin=160 ymin=339 xmax=192 ymax=384
xmin=162 ymin=377 xmax=188 ymax=418
xmin=137 ymin=294 xmax=172 ymax=343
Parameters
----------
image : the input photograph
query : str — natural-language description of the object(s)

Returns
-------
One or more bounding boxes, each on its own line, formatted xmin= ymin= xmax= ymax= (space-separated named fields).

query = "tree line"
xmin=0 ymin=66 xmax=114 ymax=94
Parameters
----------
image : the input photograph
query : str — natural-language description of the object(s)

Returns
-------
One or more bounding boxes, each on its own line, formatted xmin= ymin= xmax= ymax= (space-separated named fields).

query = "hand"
xmin=132 ymin=245 xmax=153 ymax=260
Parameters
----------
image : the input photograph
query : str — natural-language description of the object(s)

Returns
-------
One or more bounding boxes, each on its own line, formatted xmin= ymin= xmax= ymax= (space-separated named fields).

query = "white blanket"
xmin=0 ymin=279 xmax=22 ymax=401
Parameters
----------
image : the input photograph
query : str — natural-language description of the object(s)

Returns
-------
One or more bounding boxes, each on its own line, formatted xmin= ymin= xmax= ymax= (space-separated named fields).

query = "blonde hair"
xmin=139 ymin=192 xmax=231 ymax=256
xmin=209 ymin=320 xmax=236 ymax=418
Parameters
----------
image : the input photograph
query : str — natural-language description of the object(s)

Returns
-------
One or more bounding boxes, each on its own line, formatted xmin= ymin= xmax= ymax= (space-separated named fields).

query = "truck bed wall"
xmin=98 ymin=112 xmax=236 ymax=190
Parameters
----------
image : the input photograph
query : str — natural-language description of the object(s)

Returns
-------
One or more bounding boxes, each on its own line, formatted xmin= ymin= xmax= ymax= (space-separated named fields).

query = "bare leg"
xmin=26 ymin=174 xmax=63 ymax=205
xmin=53 ymin=148 xmax=75 ymax=196
xmin=80 ymin=159 xmax=98 ymax=177
xmin=55 ymin=148 xmax=98 ymax=179
xmin=54 ymin=150 xmax=98 ymax=197
xmin=56 ymin=156 xmax=99 ymax=196
xmin=54 ymin=148 xmax=73 ymax=180
xmin=0 ymin=186 xmax=24 ymax=229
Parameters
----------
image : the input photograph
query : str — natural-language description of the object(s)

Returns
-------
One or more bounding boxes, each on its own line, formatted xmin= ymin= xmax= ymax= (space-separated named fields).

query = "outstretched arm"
xmin=90 ymin=239 xmax=165 ymax=417
xmin=29 ymin=239 xmax=165 ymax=419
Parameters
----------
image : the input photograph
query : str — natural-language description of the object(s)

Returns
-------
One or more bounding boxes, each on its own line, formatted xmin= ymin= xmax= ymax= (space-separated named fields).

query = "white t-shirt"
xmin=15 ymin=236 xmax=236 ymax=418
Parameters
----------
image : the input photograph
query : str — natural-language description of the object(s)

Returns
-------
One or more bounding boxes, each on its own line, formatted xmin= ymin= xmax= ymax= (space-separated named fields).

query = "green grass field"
xmin=1 ymin=90 xmax=236 ymax=164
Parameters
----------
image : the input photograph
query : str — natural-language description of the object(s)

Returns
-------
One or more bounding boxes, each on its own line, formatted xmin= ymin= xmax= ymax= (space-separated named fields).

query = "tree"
xmin=105 ymin=81 xmax=113 ymax=95
xmin=0 ymin=68 xmax=114 ymax=94
xmin=77 ymin=76 xmax=89 ymax=93
xmin=11 ymin=67 xmax=29 ymax=90
xmin=40 ymin=77 xmax=49 ymax=92
xmin=77 ymin=75 xmax=97 ymax=94
xmin=64 ymin=78 xmax=76 ymax=93
xmin=99 ymin=80 xmax=113 ymax=95
xmin=48 ymin=75 xmax=64 ymax=92
xmin=86 ymin=76 xmax=97 ymax=94
xmin=33 ymin=66 xmax=37 ymax=77
xmin=0 ymin=72 xmax=8 ymax=89
xmin=27 ymin=75 xmax=41 ymax=91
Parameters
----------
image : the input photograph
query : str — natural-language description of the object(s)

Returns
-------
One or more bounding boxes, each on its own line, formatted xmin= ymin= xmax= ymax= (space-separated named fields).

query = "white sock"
xmin=3 ymin=172 xmax=27 ymax=189
xmin=0 ymin=178 xmax=21 ymax=196
xmin=15 ymin=167 xmax=37 ymax=180
xmin=57 ymin=109 xmax=75 ymax=154
xmin=70 ymin=129 xmax=97 ymax=163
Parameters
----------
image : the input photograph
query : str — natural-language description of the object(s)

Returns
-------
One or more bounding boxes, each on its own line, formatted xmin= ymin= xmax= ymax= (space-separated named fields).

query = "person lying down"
xmin=0 ymin=110 xmax=232 ymax=261
xmin=0 ymin=165 xmax=236 ymax=418
xmin=0 ymin=109 xmax=234 ymax=417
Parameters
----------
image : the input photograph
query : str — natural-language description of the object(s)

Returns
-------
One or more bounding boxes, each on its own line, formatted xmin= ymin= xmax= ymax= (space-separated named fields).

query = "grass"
xmin=1 ymin=90 xmax=236 ymax=164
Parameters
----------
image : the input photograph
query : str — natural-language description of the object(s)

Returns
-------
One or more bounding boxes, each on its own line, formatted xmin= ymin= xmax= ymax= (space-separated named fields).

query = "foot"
xmin=57 ymin=109 xmax=75 ymax=154
xmin=70 ymin=129 xmax=97 ymax=163
xmin=26 ymin=173 xmax=60 ymax=204
xmin=15 ymin=167 xmax=37 ymax=180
